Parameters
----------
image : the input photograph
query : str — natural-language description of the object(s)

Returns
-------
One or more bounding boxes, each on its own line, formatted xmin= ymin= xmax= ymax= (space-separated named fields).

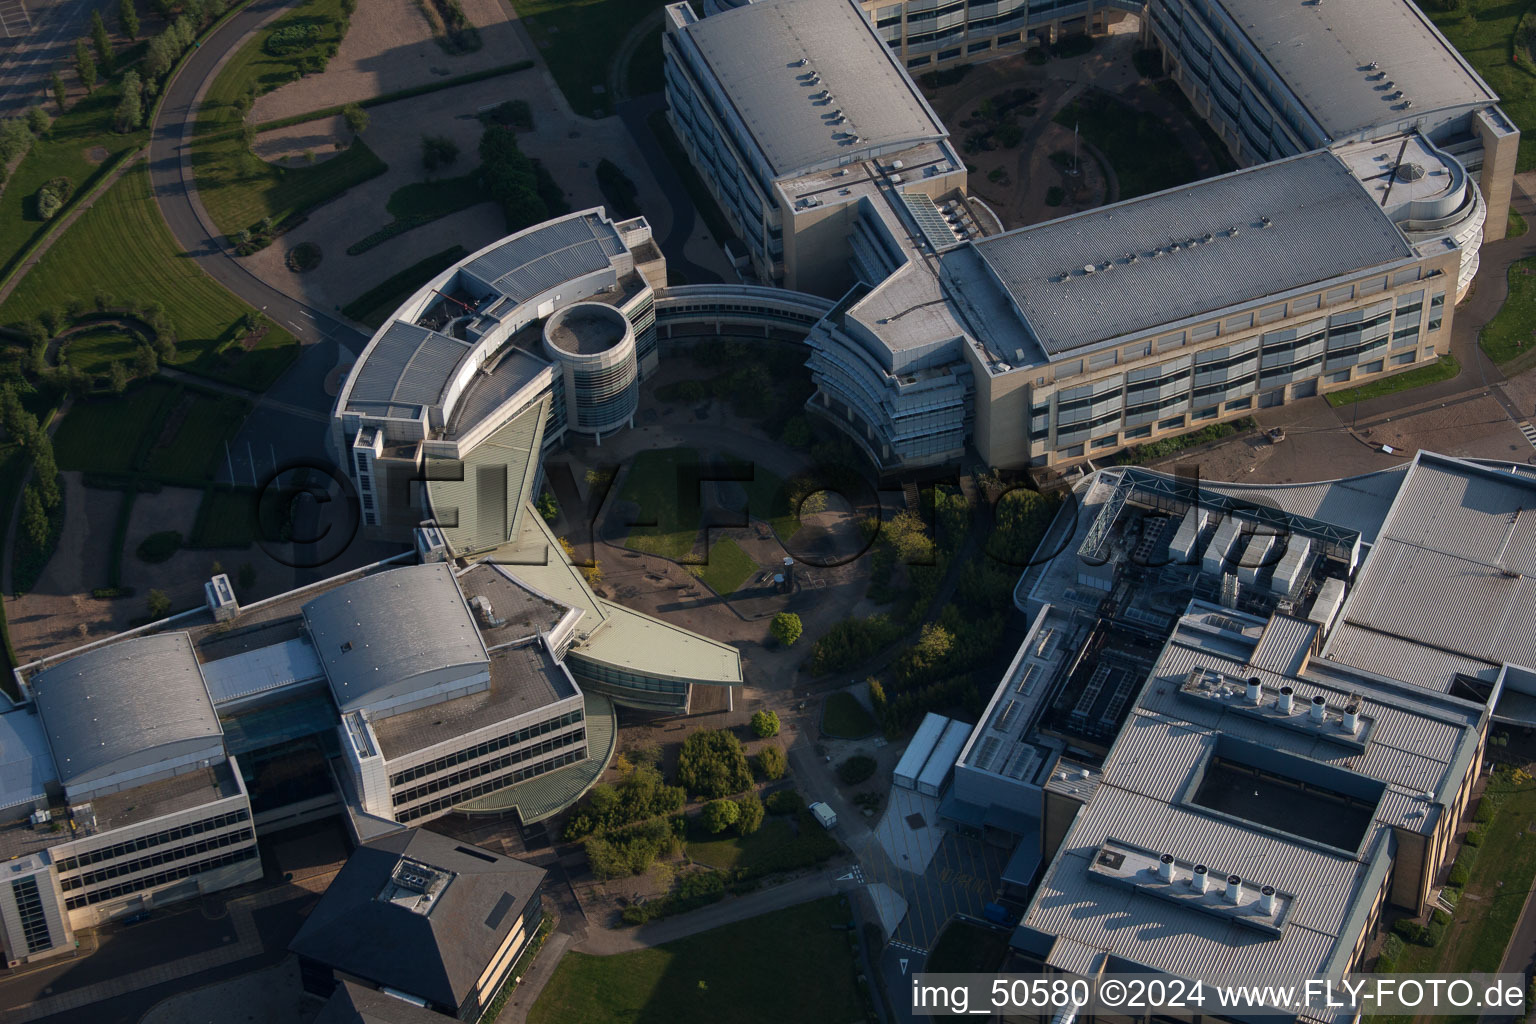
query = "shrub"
xmin=734 ymin=793 xmax=765 ymax=835
xmin=766 ymin=789 xmax=803 ymax=815
xmin=480 ymin=124 xmax=549 ymax=232
xmin=701 ymin=798 xmax=739 ymax=833
xmin=264 ymin=23 xmax=322 ymax=56
xmin=1474 ymin=792 xmax=1502 ymax=824
xmin=562 ymin=765 xmax=684 ymax=840
xmin=114 ymin=70 xmax=143 ymax=132
xmin=1426 ymin=908 xmax=1452 ymax=945
xmin=838 ymin=755 xmax=877 ymax=786
xmin=750 ymin=710 xmax=780 ymax=738
xmin=483 ymin=99 xmax=533 ymax=129
xmin=136 ymin=529 xmax=183 ymax=563
xmin=770 ymin=612 xmax=802 ymax=648
xmin=35 ymin=177 xmax=74 ymax=220
xmin=1393 ymin=918 xmax=1428 ymax=946
xmin=343 ymin=103 xmax=369 ymax=135
xmin=677 ymin=729 xmax=754 ymax=798
xmin=1464 ymin=829 xmax=1484 ymax=847
xmin=755 ymin=744 xmax=787 ymax=781
xmin=146 ymin=588 xmax=172 ymax=619
xmin=421 ymin=134 xmax=459 ymax=171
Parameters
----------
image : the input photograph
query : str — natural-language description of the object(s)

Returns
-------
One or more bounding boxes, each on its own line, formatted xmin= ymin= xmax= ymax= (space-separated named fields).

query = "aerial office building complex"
xmin=918 ymin=451 xmax=1536 ymax=1017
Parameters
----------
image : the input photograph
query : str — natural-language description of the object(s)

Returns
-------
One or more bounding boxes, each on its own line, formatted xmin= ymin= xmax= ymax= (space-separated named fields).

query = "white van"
xmin=809 ymin=801 xmax=837 ymax=829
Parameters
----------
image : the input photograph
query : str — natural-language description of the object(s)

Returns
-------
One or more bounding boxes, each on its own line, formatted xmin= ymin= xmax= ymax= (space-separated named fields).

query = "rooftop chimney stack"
xmin=1277 ymin=686 xmax=1295 ymax=714
xmin=1191 ymin=864 xmax=1209 ymax=894
xmin=1310 ymin=694 xmax=1327 ymax=723
xmin=1343 ymin=703 xmax=1361 ymax=735
xmin=1246 ymin=677 xmax=1262 ymax=704
xmin=1159 ymin=853 xmax=1176 ymax=882
xmin=1260 ymin=885 xmax=1277 ymax=915
xmin=1225 ymin=874 xmax=1243 ymax=904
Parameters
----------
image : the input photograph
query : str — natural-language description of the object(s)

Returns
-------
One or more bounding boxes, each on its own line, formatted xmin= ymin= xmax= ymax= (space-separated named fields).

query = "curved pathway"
xmin=145 ymin=0 xmax=369 ymax=354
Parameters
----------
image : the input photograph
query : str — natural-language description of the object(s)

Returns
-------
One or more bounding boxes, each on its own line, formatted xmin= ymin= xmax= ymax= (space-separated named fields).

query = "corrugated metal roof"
xmin=1325 ymin=624 xmax=1496 ymax=694
xmin=965 ymin=152 xmax=1414 ymax=355
xmin=302 ymin=563 xmax=490 ymax=713
xmin=200 ymin=636 xmax=326 ymax=707
xmin=460 ymin=212 xmax=623 ymax=300
xmin=1250 ymin=616 xmax=1317 ymax=676
xmin=0 ymin=708 xmax=55 ymax=811
xmin=1101 ymin=712 xmax=1212 ymax=803
xmin=1213 ymin=0 xmax=1497 ymax=141
xmin=676 ymin=0 xmax=947 ymax=178
xmin=30 ymin=633 xmax=221 ymax=788
xmin=346 ymin=322 xmax=471 ymax=413
xmin=426 ymin=397 xmax=548 ymax=555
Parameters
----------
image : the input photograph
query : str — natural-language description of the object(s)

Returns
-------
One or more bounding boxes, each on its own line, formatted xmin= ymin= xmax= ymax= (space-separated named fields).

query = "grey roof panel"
xmin=347 ymin=322 xmax=472 ymax=412
xmin=963 ymin=152 xmax=1415 ymax=354
xmin=461 ymin=214 xmax=621 ymax=301
xmin=1212 ymin=0 xmax=1498 ymax=140
xmin=428 ymin=398 xmax=548 ymax=555
xmin=0 ymin=709 xmax=56 ymax=812
xmin=29 ymin=633 xmax=221 ymax=788
xmin=678 ymin=0 xmax=947 ymax=178
xmin=302 ymin=563 xmax=489 ymax=713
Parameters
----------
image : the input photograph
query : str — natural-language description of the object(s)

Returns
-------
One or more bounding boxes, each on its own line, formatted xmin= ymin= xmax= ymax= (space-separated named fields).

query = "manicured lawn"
xmin=529 ymin=896 xmax=862 ymax=1024
xmin=190 ymin=486 xmax=259 ymax=548
xmin=0 ymin=164 xmax=299 ymax=390
xmin=142 ymin=392 xmax=252 ymax=479
xmin=341 ymin=245 xmax=467 ymax=328
xmin=1391 ymin=771 xmax=1536 ymax=983
xmin=52 ymin=381 xmax=177 ymax=475
xmin=926 ymin=919 xmax=1010 ymax=974
xmin=192 ymin=0 xmax=385 ymax=236
xmin=821 ymin=691 xmax=878 ymax=739
xmin=0 ymin=67 xmax=148 ymax=284
xmin=1481 ymin=256 xmax=1536 ymax=367
xmin=1055 ymin=86 xmax=1203 ymax=199
xmin=1324 ymin=354 xmax=1460 ymax=407
xmin=1417 ymin=0 xmax=1536 ymax=172
xmin=1511 ymin=206 xmax=1528 ymax=239
xmin=685 ymin=809 xmax=840 ymax=876
xmin=509 ymin=0 xmax=661 ymax=118
xmin=619 ymin=447 xmax=703 ymax=560
xmin=698 ymin=536 xmax=756 ymax=595
xmin=62 ymin=329 xmax=141 ymax=378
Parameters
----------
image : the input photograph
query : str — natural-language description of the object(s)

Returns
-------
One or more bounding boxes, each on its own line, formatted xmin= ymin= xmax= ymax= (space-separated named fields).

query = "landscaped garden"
xmin=1481 ymin=256 xmax=1536 ymax=370
xmin=821 ymin=690 xmax=878 ymax=739
xmin=528 ymin=896 xmax=865 ymax=1024
xmin=695 ymin=536 xmax=757 ymax=596
xmin=51 ymin=377 xmax=250 ymax=483
xmin=1054 ymin=86 xmax=1204 ymax=199
xmin=1324 ymin=354 xmax=1460 ymax=407
xmin=1417 ymin=0 xmax=1536 ymax=173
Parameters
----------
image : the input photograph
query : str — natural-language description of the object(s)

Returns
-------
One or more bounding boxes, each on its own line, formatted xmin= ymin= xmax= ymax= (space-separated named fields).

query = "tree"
xmin=90 ymin=11 xmax=114 ymax=73
xmin=838 ymin=755 xmax=877 ymax=785
xmin=537 ymin=490 xmax=558 ymax=523
xmin=108 ymin=360 xmax=129 ymax=394
xmin=74 ymin=40 xmax=97 ymax=94
xmin=750 ymin=709 xmax=780 ymax=738
xmin=113 ymin=71 xmax=143 ymax=132
xmin=134 ymin=344 xmax=159 ymax=378
xmin=51 ymin=71 xmax=68 ymax=114
xmin=25 ymin=106 xmax=50 ymax=136
xmin=145 ymin=32 xmax=178 ymax=80
xmin=868 ymin=677 xmax=888 ymax=721
xmin=701 ymin=798 xmax=739 ymax=834
xmin=30 ymin=438 xmax=59 ymax=509
xmin=147 ymin=589 xmax=172 ymax=619
xmin=421 ymin=134 xmax=458 ymax=171
xmin=119 ymin=0 xmax=140 ymax=39
xmin=21 ymin=486 xmax=49 ymax=549
xmin=755 ymin=743 xmax=787 ymax=781
xmin=676 ymin=729 xmax=753 ymax=798
xmin=770 ymin=612 xmax=802 ymax=648
xmin=342 ymin=103 xmax=369 ymax=135
xmin=734 ymin=793 xmax=764 ymax=835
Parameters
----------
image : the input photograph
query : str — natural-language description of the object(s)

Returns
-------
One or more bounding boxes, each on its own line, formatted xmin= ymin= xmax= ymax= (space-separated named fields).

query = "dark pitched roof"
xmin=314 ymin=982 xmax=455 ymax=1024
xmin=289 ymin=829 xmax=546 ymax=1010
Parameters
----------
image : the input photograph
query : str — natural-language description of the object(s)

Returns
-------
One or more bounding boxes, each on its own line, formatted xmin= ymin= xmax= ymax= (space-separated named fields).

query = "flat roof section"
xmin=1213 ymin=0 xmax=1498 ymax=141
xmin=345 ymin=321 xmax=472 ymax=417
xmin=369 ymin=642 xmax=579 ymax=761
xmin=456 ymin=563 xmax=572 ymax=648
xmin=966 ymin=152 xmax=1416 ymax=356
xmin=676 ymin=0 xmax=947 ymax=178
xmin=85 ymin=759 xmax=243 ymax=835
xmin=574 ymin=600 xmax=743 ymax=685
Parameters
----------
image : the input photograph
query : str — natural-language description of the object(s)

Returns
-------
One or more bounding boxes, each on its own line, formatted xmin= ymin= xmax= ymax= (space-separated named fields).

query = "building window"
xmin=1126 ymin=425 xmax=1152 ymax=439
xmin=1192 ymin=406 xmax=1218 ymax=421
xmin=1224 ymin=313 xmax=1254 ymax=333
xmin=1326 ymin=285 xmax=1355 ymax=305
xmin=1427 ymin=315 xmax=1443 ymax=332
xmin=1258 ymin=304 xmax=1285 ymax=325
xmin=1091 ymin=435 xmax=1119 ymax=450
xmin=998 ymin=32 xmax=1022 ymax=43
xmin=56 ymin=810 xmax=253 ymax=872
xmin=968 ymin=39 xmax=992 ymax=52
xmin=938 ymin=47 xmax=962 ymax=60
xmin=64 ymin=846 xmax=259 ymax=910
xmin=1290 ymin=294 xmax=1320 ymax=314
xmin=1224 ymin=397 xmax=1252 ymax=411
xmin=11 ymin=877 xmax=52 ymax=954
xmin=907 ymin=56 xmax=932 ymax=67
xmin=1191 ymin=323 xmax=1219 ymax=343
xmin=1327 ymin=369 xmax=1352 ymax=384
xmin=1391 ymin=351 xmax=1416 ymax=366
xmin=1361 ymin=360 xmax=1384 ymax=375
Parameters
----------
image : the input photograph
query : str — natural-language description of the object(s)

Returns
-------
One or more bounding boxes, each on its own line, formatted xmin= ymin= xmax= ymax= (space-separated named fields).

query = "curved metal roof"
xmin=302 ymin=563 xmax=490 ymax=713
xmin=29 ymin=633 xmax=220 ymax=788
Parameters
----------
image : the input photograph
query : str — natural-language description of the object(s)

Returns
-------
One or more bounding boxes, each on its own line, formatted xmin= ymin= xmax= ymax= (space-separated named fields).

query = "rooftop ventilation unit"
xmin=1260 ymin=216 xmax=1273 ymax=228
xmin=1277 ymin=686 xmax=1295 ymax=713
xmin=1158 ymin=853 xmax=1176 ymax=882
xmin=1228 ymin=226 xmax=1240 ymax=236
xmin=1368 ymin=60 xmax=1380 ymax=70
xmin=1191 ymin=864 xmax=1209 ymax=893
xmin=1083 ymin=263 xmax=1097 ymax=274
xmin=791 ymin=58 xmax=808 ymax=67
xmin=1260 ymin=885 xmax=1277 ymax=915
xmin=1225 ymin=875 xmax=1243 ymax=904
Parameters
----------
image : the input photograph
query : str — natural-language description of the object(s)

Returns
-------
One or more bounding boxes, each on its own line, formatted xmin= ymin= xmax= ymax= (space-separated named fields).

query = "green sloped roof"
xmin=426 ymin=396 xmax=548 ymax=556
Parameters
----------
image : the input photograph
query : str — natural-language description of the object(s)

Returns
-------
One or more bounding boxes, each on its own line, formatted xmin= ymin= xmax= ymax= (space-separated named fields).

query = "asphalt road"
xmin=145 ymin=0 xmax=368 ymax=355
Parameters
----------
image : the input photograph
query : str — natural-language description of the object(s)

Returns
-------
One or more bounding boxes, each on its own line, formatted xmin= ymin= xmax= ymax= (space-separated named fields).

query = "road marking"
xmin=287 ymin=320 xmax=304 ymax=331
xmin=299 ymin=309 xmax=316 ymax=319
xmin=891 ymin=940 xmax=927 ymax=954
xmin=1520 ymin=422 xmax=1536 ymax=450
xmin=899 ymin=958 xmax=909 ymax=975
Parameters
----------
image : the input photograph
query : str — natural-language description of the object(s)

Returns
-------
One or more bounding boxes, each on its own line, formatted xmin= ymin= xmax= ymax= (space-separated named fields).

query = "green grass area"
xmin=340 ymin=245 xmax=467 ymax=328
xmin=626 ymin=24 xmax=665 ymax=98
xmin=0 ymin=69 xmax=148 ymax=285
xmin=1481 ymin=256 xmax=1536 ymax=367
xmin=52 ymin=378 xmax=250 ymax=482
xmin=685 ymin=809 xmax=840 ymax=876
xmin=1324 ymin=354 xmax=1461 ymax=407
xmin=1121 ymin=417 xmax=1253 ymax=465
xmin=619 ymin=447 xmax=703 ymax=560
xmin=1382 ymin=771 xmax=1536 ymax=1013
xmin=192 ymin=0 xmax=386 ymax=236
xmin=61 ymin=328 xmax=140 ymax=377
xmin=189 ymin=486 xmax=258 ymax=548
xmin=1417 ymin=0 xmax=1536 ymax=172
xmin=697 ymin=536 xmax=756 ymax=595
xmin=926 ymin=920 xmax=1010 ymax=974
xmin=529 ymin=896 xmax=861 ymax=1024
xmin=821 ymin=691 xmax=877 ymax=739
xmin=509 ymin=0 xmax=660 ymax=117
xmin=1 ymin=164 xmax=299 ymax=391
xmin=346 ymin=173 xmax=490 ymax=254
xmin=1055 ymin=86 xmax=1203 ymax=199
xmin=1511 ymin=206 xmax=1528 ymax=239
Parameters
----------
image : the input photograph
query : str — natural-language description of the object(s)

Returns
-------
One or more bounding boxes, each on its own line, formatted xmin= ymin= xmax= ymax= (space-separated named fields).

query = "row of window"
xmin=65 ymin=846 xmax=260 ymax=911
xmin=56 ymin=809 xmax=252 ymax=873
xmin=397 ymin=747 xmax=588 ymax=822
xmin=61 ymin=830 xmax=256 ymax=892
xmin=392 ymin=729 xmax=586 ymax=808
xmin=389 ymin=710 xmax=586 ymax=787
xmin=11 ymin=877 xmax=53 ymax=954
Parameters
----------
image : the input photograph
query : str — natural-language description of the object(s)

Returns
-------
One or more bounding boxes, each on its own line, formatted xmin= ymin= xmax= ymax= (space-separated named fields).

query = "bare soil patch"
xmin=250 ymin=116 xmax=346 ymax=167
xmin=84 ymin=145 xmax=109 ymax=164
